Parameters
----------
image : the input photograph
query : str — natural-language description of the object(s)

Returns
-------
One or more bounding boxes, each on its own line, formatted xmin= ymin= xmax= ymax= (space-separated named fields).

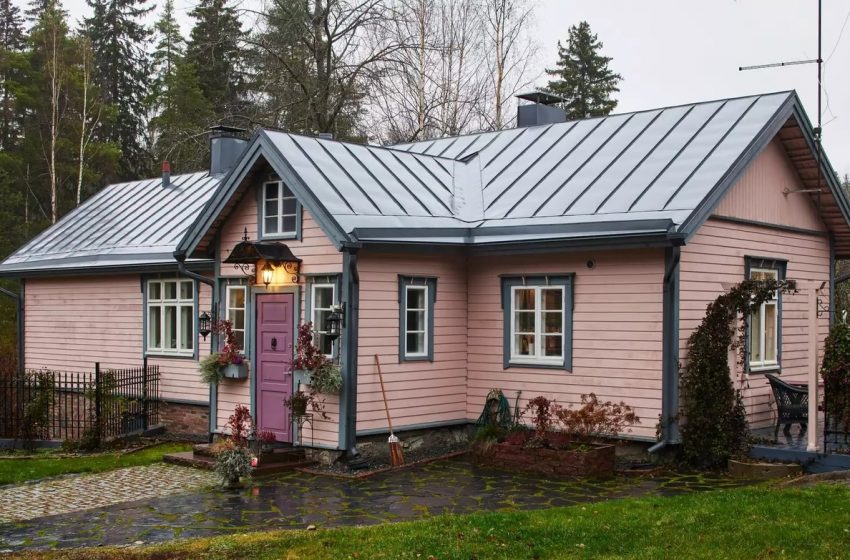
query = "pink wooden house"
xmin=2 ymin=91 xmax=849 ymax=456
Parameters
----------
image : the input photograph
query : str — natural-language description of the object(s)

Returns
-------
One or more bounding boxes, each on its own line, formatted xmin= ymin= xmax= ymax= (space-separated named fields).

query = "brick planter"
xmin=475 ymin=441 xmax=616 ymax=479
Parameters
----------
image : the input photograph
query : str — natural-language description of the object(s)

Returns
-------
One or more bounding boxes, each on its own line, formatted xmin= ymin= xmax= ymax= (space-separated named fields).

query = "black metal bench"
xmin=765 ymin=374 xmax=808 ymax=439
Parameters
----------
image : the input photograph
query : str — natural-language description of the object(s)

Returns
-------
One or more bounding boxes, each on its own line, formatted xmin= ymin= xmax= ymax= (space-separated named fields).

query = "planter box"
xmin=728 ymin=459 xmax=803 ymax=480
xmin=474 ymin=441 xmax=616 ymax=479
xmin=222 ymin=363 xmax=248 ymax=379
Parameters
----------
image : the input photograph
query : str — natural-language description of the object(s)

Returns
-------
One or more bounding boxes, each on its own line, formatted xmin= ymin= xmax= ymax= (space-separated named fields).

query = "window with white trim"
xmin=404 ymin=285 xmax=429 ymax=357
xmin=398 ymin=276 xmax=437 ymax=361
xmin=225 ymin=285 xmax=247 ymax=350
xmin=147 ymin=279 xmax=195 ymax=355
xmin=749 ymin=267 xmax=779 ymax=370
xmin=311 ymin=283 xmax=336 ymax=357
xmin=262 ymin=180 xmax=297 ymax=238
xmin=510 ymin=285 xmax=565 ymax=364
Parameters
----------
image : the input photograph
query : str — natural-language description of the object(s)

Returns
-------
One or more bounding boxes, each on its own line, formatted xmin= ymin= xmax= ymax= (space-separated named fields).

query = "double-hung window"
xmin=747 ymin=259 xmax=784 ymax=371
xmin=398 ymin=276 xmax=437 ymax=361
xmin=225 ymin=285 xmax=247 ymax=350
xmin=501 ymin=276 xmax=573 ymax=370
xmin=310 ymin=282 xmax=336 ymax=357
xmin=262 ymin=180 xmax=298 ymax=238
xmin=147 ymin=279 xmax=195 ymax=355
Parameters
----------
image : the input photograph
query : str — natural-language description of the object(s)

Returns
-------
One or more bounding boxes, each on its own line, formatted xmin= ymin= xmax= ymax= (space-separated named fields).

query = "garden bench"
xmin=765 ymin=374 xmax=808 ymax=439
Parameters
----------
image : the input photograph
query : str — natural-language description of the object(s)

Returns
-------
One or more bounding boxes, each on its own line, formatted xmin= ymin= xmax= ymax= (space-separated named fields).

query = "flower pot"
xmin=223 ymin=363 xmax=248 ymax=379
xmin=290 ymin=399 xmax=308 ymax=416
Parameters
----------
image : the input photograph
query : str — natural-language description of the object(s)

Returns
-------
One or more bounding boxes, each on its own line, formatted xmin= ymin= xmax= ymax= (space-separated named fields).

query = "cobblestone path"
xmin=0 ymin=464 xmax=216 ymax=523
xmin=0 ymin=458 xmax=753 ymax=552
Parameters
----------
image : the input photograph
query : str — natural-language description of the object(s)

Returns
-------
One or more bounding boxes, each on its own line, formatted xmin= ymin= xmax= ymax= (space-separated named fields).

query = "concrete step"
xmin=164 ymin=449 xmax=314 ymax=476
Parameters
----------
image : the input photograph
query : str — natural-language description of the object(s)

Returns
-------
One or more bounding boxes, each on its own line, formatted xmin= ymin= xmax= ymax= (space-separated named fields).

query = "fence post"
xmin=94 ymin=362 xmax=101 ymax=447
xmin=142 ymin=357 xmax=149 ymax=432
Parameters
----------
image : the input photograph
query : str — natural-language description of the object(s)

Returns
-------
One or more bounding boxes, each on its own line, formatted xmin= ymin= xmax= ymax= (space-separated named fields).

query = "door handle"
xmin=271 ymin=337 xmax=277 ymax=350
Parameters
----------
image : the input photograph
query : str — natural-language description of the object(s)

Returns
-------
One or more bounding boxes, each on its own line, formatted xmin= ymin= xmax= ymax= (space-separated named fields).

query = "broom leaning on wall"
xmin=374 ymin=354 xmax=404 ymax=466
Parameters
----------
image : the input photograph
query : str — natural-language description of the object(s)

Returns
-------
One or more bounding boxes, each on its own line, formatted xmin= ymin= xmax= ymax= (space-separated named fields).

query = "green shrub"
xmin=200 ymin=352 xmax=226 ymax=385
xmin=821 ymin=321 xmax=850 ymax=432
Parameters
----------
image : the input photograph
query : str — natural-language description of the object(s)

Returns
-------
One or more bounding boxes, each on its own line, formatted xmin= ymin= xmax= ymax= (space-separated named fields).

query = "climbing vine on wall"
xmin=680 ymin=278 xmax=795 ymax=468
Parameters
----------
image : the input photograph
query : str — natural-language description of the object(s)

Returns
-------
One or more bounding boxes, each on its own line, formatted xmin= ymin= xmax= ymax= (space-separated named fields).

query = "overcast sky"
xmin=39 ymin=0 xmax=850 ymax=175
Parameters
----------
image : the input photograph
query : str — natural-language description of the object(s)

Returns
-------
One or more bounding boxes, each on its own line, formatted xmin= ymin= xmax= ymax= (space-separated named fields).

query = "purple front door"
xmin=256 ymin=293 xmax=294 ymax=443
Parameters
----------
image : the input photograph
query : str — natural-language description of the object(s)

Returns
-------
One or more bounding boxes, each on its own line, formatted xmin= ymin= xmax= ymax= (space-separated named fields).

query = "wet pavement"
xmin=0 ymin=457 xmax=754 ymax=552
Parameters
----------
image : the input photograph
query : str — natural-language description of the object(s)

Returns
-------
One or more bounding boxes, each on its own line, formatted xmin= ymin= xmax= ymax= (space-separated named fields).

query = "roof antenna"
xmin=739 ymin=0 xmax=823 ymax=208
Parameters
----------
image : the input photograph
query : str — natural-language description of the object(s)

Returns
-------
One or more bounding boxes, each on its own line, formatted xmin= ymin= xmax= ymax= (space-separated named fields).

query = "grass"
xmin=0 ymin=442 xmax=191 ymax=485
xmin=9 ymin=482 xmax=850 ymax=559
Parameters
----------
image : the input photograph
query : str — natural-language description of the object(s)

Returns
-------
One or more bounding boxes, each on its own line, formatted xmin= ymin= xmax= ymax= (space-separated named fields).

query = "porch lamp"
xmin=262 ymin=261 xmax=274 ymax=287
xmin=325 ymin=304 xmax=345 ymax=341
xmin=198 ymin=311 xmax=212 ymax=340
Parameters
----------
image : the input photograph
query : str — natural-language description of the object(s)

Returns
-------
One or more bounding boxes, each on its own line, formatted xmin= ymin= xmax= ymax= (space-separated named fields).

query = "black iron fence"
xmin=0 ymin=360 xmax=160 ymax=444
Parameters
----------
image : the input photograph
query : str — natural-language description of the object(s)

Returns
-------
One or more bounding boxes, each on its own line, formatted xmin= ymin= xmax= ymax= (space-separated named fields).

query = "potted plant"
xmin=212 ymin=438 xmax=253 ymax=488
xmin=291 ymin=323 xmax=342 ymax=394
xmin=284 ymin=390 xmax=310 ymax=416
xmin=199 ymin=320 xmax=248 ymax=384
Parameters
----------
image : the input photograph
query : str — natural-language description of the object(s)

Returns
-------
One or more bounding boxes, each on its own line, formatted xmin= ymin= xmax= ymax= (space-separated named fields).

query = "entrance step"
xmin=164 ymin=445 xmax=315 ymax=476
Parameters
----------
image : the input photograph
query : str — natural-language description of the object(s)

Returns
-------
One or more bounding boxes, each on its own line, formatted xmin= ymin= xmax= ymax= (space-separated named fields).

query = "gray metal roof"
xmin=0 ymin=172 xmax=220 ymax=275
xmin=181 ymin=90 xmax=850 ymax=255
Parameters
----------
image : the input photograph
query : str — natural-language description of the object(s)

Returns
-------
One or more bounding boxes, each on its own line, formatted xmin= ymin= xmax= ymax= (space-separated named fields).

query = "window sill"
xmin=261 ymin=232 xmax=298 ymax=241
xmin=506 ymin=360 xmax=566 ymax=370
xmin=748 ymin=365 xmax=781 ymax=375
xmin=400 ymin=355 xmax=432 ymax=363
xmin=146 ymin=352 xmax=196 ymax=361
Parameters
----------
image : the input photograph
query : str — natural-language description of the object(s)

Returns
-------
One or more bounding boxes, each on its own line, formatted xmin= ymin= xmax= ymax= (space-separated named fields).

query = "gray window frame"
xmin=142 ymin=276 xmax=198 ymax=360
xmin=500 ymin=274 xmax=573 ymax=371
xmin=744 ymin=256 xmax=787 ymax=374
xmin=398 ymin=276 xmax=437 ymax=362
xmin=304 ymin=274 xmax=342 ymax=360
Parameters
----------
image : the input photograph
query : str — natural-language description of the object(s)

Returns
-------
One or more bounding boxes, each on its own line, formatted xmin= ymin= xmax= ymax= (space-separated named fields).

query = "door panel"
xmin=255 ymin=293 xmax=294 ymax=442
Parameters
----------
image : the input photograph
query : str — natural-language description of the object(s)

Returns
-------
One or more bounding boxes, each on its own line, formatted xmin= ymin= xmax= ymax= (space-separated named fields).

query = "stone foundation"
xmin=305 ymin=423 xmax=472 ymax=466
xmin=159 ymin=402 xmax=209 ymax=439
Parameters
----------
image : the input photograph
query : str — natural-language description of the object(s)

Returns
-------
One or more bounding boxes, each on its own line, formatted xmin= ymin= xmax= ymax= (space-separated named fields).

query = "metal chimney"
xmin=209 ymin=125 xmax=248 ymax=175
xmin=516 ymin=91 xmax=568 ymax=127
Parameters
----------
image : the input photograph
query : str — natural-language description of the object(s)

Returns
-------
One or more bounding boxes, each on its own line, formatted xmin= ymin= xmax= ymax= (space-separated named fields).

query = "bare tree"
xmin=480 ymin=0 xmax=535 ymax=130
xmin=75 ymin=37 xmax=104 ymax=206
xmin=249 ymin=0 xmax=403 ymax=139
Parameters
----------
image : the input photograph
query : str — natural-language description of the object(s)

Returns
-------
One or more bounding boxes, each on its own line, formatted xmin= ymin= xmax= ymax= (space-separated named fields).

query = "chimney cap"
xmin=209 ymin=124 xmax=247 ymax=138
xmin=516 ymin=90 xmax=567 ymax=106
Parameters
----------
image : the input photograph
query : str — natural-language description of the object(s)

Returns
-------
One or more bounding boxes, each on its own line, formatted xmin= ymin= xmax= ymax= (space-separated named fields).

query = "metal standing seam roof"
xmin=0 ymin=172 xmax=221 ymax=275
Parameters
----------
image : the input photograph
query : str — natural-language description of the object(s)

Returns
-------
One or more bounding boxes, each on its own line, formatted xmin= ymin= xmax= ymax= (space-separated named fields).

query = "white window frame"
xmin=509 ymin=285 xmax=565 ymax=366
xmin=225 ymin=285 xmax=247 ymax=350
xmin=311 ymin=282 xmax=336 ymax=358
xmin=146 ymin=279 xmax=195 ymax=356
xmin=261 ymin=180 xmax=297 ymax=238
xmin=403 ymin=285 xmax=429 ymax=358
xmin=749 ymin=267 xmax=779 ymax=371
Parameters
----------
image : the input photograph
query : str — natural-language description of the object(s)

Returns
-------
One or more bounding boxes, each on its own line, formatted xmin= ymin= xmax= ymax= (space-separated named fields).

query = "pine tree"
xmin=185 ymin=0 xmax=244 ymax=121
xmin=151 ymin=0 xmax=183 ymax=103
xmin=150 ymin=57 xmax=214 ymax=172
xmin=83 ymin=0 xmax=153 ymax=180
xmin=0 ymin=0 xmax=24 ymax=150
xmin=545 ymin=21 xmax=622 ymax=120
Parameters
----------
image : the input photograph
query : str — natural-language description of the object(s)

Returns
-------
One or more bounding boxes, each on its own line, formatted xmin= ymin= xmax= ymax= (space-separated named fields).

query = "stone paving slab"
xmin=0 ymin=464 xmax=216 ymax=523
xmin=0 ymin=458 xmax=754 ymax=552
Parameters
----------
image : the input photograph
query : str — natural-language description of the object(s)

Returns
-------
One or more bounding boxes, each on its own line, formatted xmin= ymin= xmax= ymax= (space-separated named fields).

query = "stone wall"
xmin=159 ymin=401 xmax=209 ymax=440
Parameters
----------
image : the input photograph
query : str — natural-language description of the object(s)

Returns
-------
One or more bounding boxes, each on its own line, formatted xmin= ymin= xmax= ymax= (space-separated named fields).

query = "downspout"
xmin=175 ymin=252 xmax=218 ymax=440
xmin=338 ymin=247 xmax=360 ymax=456
xmin=0 ymin=284 xmax=23 ymax=372
xmin=650 ymin=244 xmax=681 ymax=455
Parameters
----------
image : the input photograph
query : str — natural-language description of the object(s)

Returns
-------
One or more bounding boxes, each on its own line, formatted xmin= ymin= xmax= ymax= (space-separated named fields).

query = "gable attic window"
xmin=262 ymin=180 xmax=299 ymax=238
xmin=147 ymin=279 xmax=195 ymax=356
xmin=501 ymin=275 xmax=573 ymax=370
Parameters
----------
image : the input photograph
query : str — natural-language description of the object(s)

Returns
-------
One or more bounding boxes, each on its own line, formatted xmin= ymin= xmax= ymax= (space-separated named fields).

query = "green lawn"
xmin=0 ymin=442 xmax=191 ymax=485
xmin=11 ymin=482 xmax=850 ymax=559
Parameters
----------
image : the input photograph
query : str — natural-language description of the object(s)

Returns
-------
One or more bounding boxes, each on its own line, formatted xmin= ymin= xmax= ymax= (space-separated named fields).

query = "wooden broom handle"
xmin=374 ymin=354 xmax=394 ymax=433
